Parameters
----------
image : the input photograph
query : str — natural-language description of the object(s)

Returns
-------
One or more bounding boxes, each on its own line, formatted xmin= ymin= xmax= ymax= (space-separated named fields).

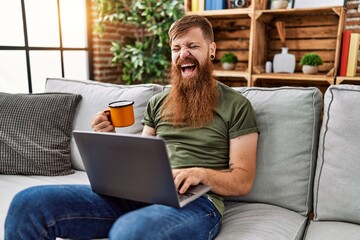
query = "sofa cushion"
xmin=228 ymin=87 xmax=323 ymax=216
xmin=0 ymin=171 xmax=89 ymax=238
xmin=0 ymin=92 xmax=81 ymax=176
xmin=45 ymin=78 xmax=164 ymax=171
xmin=304 ymin=221 xmax=360 ymax=240
xmin=217 ymin=202 xmax=307 ymax=240
xmin=314 ymin=84 xmax=360 ymax=224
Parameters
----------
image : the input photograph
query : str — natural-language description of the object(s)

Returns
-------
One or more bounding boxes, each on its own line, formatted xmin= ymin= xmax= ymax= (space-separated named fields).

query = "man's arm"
xmin=142 ymin=125 xmax=156 ymax=137
xmin=173 ymin=132 xmax=258 ymax=196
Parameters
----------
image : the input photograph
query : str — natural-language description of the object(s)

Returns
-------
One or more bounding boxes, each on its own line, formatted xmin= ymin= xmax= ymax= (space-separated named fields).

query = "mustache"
xmin=176 ymin=57 xmax=199 ymax=67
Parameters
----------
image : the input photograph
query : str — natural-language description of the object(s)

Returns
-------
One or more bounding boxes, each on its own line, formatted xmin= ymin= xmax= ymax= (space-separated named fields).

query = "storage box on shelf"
xmin=208 ymin=11 xmax=254 ymax=86
xmin=252 ymin=7 xmax=346 ymax=87
xmin=187 ymin=9 xmax=255 ymax=86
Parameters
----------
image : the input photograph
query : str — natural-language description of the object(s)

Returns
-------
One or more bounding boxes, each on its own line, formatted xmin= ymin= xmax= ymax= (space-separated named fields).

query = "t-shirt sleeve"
xmin=228 ymin=97 xmax=258 ymax=139
xmin=141 ymin=92 xmax=167 ymax=128
xmin=141 ymin=95 xmax=156 ymax=128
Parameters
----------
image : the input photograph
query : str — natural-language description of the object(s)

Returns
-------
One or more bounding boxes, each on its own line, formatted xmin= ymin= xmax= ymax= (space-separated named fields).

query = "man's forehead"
xmin=171 ymin=27 xmax=204 ymax=43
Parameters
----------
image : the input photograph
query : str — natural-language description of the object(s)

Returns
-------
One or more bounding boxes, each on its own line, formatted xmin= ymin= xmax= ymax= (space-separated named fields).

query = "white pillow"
xmin=45 ymin=78 xmax=164 ymax=170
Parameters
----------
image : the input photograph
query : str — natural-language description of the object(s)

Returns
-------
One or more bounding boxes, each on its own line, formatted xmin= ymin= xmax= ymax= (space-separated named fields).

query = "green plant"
xmin=93 ymin=0 xmax=184 ymax=84
xmin=220 ymin=53 xmax=238 ymax=63
xmin=299 ymin=53 xmax=323 ymax=66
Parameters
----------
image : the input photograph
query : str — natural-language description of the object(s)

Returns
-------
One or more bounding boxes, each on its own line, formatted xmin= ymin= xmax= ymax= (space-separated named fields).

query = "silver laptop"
xmin=73 ymin=130 xmax=211 ymax=208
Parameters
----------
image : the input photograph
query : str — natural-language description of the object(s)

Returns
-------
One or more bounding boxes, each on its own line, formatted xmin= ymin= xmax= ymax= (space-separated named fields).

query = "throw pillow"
xmin=0 ymin=92 xmax=82 ymax=176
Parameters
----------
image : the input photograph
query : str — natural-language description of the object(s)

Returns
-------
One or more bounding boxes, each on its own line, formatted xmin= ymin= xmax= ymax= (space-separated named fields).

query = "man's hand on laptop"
xmin=173 ymin=168 xmax=205 ymax=194
xmin=91 ymin=111 xmax=115 ymax=133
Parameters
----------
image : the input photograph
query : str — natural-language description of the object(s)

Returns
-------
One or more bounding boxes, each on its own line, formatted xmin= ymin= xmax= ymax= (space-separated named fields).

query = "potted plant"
xmin=299 ymin=53 xmax=323 ymax=74
xmin=221 ymin=52 xmax=238 ymax=70
xmin=93 ymin=0 xmax=184 ymax=84
xmin=271 ymin=0 xmax=289 ymax=9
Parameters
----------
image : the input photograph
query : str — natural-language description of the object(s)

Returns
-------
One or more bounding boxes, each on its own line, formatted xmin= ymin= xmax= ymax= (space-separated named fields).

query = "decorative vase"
xmin=271 ymin=0 xmax=289 ymax=9
xmin=265 ymin=61 xmax=272 ymax=73
xmin=222 ymin=62 xmax=235 ymax=70
xmin=302 ymin=65 xmax=319 ymax=75
xmin=273 ymin=47 xmax=295 ymax=73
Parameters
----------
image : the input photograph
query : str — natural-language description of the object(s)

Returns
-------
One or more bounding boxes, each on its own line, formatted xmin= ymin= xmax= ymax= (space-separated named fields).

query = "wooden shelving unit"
xmin=252 ymin=6 xmax=345 ymax=88
xmin=186 ymin=4 xmax=346 ymax=89
xmin=336 ymin=76 xmax=360 ymax=84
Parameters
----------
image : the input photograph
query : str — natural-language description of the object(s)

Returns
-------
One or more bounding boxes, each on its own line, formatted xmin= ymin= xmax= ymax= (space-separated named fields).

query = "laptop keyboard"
xmin=177 ymin=191 xmax=195 ymax=201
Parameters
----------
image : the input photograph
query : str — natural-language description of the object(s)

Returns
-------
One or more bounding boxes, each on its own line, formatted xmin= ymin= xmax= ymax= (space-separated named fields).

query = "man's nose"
xmin=179 ymin=48 xmax=190 ymax=59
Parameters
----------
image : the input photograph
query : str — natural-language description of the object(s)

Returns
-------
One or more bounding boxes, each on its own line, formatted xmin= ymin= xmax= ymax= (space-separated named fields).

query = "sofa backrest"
xmin=227 ymin=87 xmax=323 ymax=216
xmin=45 ymin=78 xmax=323 ymax=216
xmin=313 ymin=84 xmax=360 ymax=224
xmin=45 ymin=78 xmax=164 ymax=171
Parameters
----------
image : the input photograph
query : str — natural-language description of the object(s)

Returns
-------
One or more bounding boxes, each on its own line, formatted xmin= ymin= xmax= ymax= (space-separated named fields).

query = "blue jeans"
xmin=5 ymin=185 xmax=222 ymax=240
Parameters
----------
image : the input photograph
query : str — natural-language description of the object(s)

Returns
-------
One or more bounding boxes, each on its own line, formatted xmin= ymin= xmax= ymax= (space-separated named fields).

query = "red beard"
xmin=162 ymin=56 xmax=219 ymax=128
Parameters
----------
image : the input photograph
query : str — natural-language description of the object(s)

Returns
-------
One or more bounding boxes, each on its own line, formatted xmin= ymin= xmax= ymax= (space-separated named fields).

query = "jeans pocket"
xmin=208 ymin=215 xmax=222 ymax=240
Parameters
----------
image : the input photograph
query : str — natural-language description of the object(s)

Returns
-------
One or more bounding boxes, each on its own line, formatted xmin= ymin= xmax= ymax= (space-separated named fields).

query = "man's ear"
xmin=210 ymin=42 xmax=216 ymax=56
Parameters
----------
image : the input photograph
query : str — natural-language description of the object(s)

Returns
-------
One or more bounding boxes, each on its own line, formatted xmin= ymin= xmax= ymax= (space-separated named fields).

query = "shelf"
xmin=336 ymin=76 xmax=360 ymax=84
xmin=256 ymin=6 xmax=344 ymax=16
xmin=213 ymin=70 xmax=250 ymax=87
xmin=214 ymin=70 xmax=250 ymax=78
xmin=187 ymin=6 xmax=344 ymax=20
xmin=253 ymin=73 xmax=335 ymax=85
xmin=184 ymin=0 xmax=267 ymax=17
xmin=186 ymin=8 xmax=253 ymax=18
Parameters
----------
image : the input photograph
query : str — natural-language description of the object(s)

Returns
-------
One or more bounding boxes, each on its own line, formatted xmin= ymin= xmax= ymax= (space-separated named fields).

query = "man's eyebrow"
xmin=172 ymin=41 xmax=201 ymax=47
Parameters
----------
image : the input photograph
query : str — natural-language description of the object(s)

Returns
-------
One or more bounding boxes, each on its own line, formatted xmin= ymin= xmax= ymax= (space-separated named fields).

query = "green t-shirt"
xmin=142 ymin=81 xmax=258 ymax=214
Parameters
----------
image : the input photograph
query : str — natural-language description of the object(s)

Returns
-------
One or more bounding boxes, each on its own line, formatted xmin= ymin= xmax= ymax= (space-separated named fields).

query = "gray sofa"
xmin=1 ymin=77 xmax=360 ymax=239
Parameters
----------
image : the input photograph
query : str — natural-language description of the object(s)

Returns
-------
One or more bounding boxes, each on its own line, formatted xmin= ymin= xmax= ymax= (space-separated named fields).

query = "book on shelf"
xmin=191 ymin=0 xmax=199 ymax=11
xmin=339 ymin=30 xmax=351 ymax=76
xmin=213 ymin=0 xmax=226 ymax=10
xmin=346 ymin=33 xmax=360 ymax=77
xmin=184 ymin=0 xmax=191 ymax=12
xmin=199 ymin=0 xmax=205 ymax=11
xmin=204 ymin=0 xmax=226 ymax=10
xmin=189 ymin=0 xmax=205 ymax=12
xmin=205 ymin=0 xmax=212 ymax=10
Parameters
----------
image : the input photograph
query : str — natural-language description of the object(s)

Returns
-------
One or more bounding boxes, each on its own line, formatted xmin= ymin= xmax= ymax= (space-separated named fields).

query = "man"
xmin=5 ymin=15 xmax=258 ymax=239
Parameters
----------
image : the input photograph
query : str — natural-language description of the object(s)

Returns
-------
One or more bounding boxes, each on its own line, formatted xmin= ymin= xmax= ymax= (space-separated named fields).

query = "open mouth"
xmin=180 ymin=63 xmax=197 ymax=78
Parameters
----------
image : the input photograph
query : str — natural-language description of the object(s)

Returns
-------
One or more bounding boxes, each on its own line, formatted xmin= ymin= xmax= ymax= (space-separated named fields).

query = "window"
xmin=0 ymin=0 xmax=91 ymax=93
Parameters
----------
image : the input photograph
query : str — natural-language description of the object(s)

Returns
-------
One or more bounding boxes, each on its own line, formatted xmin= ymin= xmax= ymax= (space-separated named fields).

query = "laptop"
xmin=72 ymin=130 xmax=212 ymax=208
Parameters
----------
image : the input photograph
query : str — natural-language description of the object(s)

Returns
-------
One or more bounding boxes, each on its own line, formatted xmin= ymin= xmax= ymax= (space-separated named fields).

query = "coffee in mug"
xmin=104 ymin=100 xmax=135 ymax=127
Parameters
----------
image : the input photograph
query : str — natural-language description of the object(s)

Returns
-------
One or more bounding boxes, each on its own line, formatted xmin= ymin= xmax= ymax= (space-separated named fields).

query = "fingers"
xmin=172 ymin=168 xmax=202 ymax=194
xmin=173 ymin=170 xmax=189 ymax=194
xmin=91 ymin=111 xmax=115 ymax=132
